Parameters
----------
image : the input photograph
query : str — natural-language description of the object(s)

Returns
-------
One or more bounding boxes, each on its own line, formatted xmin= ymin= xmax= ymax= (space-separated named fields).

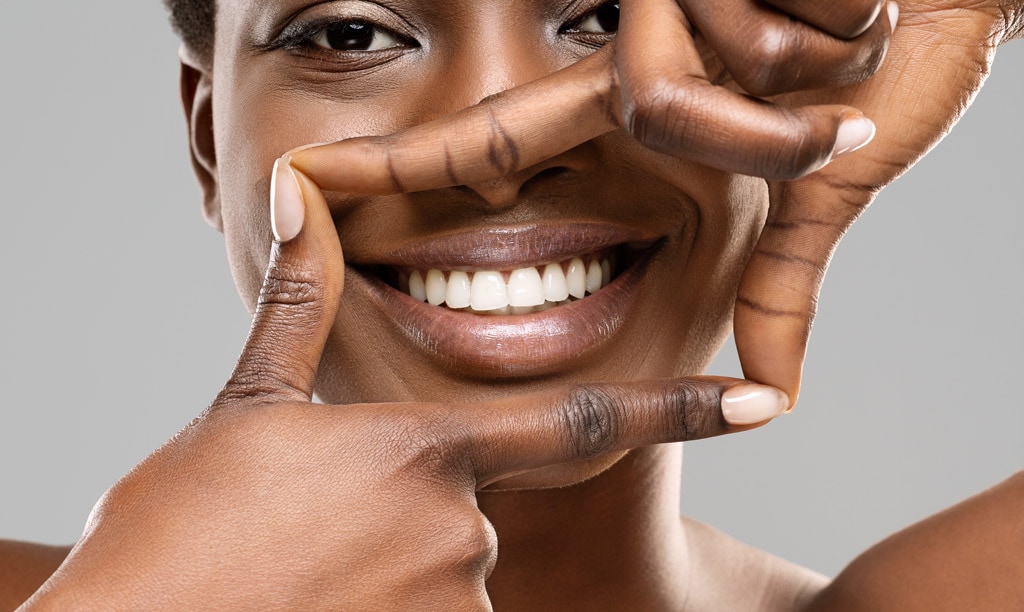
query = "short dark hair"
xmin=163 ymin=0 xmax=216 ymax=63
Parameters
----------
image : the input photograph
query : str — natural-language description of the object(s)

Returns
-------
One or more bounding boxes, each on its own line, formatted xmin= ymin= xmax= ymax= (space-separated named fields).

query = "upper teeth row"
xmin=401 ymin=257 xmax=613 ymax=314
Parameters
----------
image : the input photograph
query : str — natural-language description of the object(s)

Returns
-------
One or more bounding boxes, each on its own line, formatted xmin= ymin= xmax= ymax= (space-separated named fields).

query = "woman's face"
xmin=205 ymin=0 xmax=768 ymax=484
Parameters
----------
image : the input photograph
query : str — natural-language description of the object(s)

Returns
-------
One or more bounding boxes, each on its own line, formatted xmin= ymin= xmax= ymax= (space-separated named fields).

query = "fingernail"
xmin=271 ymin=158 xmax=305 ymax=243
xmin=832 ymin=116 xmax=876 ymax=159
xmin=721 ymin=384 xmax=789 ymax=425
xmin=887 ymin=2 xmax=899 ymax=34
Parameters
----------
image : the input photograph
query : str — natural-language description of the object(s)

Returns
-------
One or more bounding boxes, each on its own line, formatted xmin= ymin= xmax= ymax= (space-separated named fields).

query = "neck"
xmin=479 ymin=444 xmax=689 ymax=610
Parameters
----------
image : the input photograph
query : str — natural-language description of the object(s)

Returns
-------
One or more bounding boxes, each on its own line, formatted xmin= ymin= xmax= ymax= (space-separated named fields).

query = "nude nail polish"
xmin=721 ymin=384 xmax=789 ymax=425
xmin=271 ymin=158 xmax=305 ymax=243
xmin=833 ymin=116 xmax=877 ymax=159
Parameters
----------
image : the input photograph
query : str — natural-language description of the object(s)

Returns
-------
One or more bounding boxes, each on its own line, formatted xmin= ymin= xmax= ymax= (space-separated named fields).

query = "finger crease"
xmin=384 ymin=147 xmax=407 ymax=193
xmin=486 ymin=108 xmax=521 ymax=174
xmin=443 ymin=141 xmax=460 ymax=185
xmin=753 ymin=249 xmax=821 ymax=269
xmin=735 ymin=296 xmax=806 ymax=319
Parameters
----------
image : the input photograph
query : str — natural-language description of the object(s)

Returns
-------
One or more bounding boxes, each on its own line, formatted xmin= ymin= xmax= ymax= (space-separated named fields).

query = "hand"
xmin=289 ymin=0 xmax=1019 ymax=408
xmin=615 ymin=0 xmax=896 ymax=178
xmin=25 ymin=159 xmax=788 ymax=610
xmin=289 ymin=0 xmax=898 ymax=189
xmin=733 ymin=0 xmax=1022 ymax=402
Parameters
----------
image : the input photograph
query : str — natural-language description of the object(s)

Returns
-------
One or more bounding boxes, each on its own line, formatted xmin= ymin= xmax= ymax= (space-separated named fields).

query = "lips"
xmin=346 ymin=224 xmax=666 ymax=377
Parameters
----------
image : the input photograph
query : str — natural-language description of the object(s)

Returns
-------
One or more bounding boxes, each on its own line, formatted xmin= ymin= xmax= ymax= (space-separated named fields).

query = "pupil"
xmin=325 ymin=22 xmax=375 ymax=51
xmin=597 ymin=3 xmax=620 ymax=32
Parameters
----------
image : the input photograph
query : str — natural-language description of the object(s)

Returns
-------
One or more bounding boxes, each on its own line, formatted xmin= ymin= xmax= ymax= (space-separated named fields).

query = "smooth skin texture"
xmin=5 ymin=0 xmax=1024 ymax=609
xmin=18 ymin=164 xmax=783 ymax=610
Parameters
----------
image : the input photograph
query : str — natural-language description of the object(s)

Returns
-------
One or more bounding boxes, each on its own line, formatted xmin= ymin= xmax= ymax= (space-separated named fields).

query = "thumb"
xmin=734 ymin=174 xmax=876 ymax=407
xmin=216 ymin=159 xmax=344 ymax=405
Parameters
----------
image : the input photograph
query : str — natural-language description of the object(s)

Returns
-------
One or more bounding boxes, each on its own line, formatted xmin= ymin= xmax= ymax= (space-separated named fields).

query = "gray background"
xmin=0 ymin=1 xmax=1020 ymax=579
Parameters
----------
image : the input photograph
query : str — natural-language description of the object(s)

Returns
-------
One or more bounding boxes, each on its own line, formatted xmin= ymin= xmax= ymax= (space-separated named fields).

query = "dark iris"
xmin=595 ymin=2 xmax=620 ymax=32
xmin=324 ymin=22 xmax=376 ymax=51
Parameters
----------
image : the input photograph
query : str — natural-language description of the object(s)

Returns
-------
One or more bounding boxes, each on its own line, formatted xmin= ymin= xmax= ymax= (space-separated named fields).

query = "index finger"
xmin=287 ymin=27 xmax=874 ymax=193
xmin=455 ymin=378 xmax=788 ymax=487
xmin=287 ymin=45 xmax=620 ymax=195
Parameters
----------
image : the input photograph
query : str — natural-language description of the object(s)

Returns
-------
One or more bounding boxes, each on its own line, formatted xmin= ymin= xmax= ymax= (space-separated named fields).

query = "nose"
xmin=422 ymin=15 xmax=582 ymax=211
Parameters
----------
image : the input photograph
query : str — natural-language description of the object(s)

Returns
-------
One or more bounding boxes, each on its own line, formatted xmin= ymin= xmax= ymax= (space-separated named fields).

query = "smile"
xmin=393 ymin=249 xmax=616 ymax=315
xmin=348 ymin=224 xmax=668 ymax=377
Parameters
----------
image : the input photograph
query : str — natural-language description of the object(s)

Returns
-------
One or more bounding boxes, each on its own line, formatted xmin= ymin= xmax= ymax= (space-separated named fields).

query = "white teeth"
xmin=425 ymin=269 xmax=447 ymax=306
xmin=446 ymin=271 xmax=472 ymax=309
xmin=508 ymin=267 xmax=545 ymax=308
xmin=470 ymin=271 xmax=509 ymax=312
xmin=543 ymin=263 xmax=570 ymax=302
xmin=401 ymin=255 xmax=616 ymax=314
xmin=586 ymin=260 xmax=603 ymax=295
xmin=409 ymin=270 xmax=427 ymax=302
xmin=567 ymin=258 xmax=587 ymax=299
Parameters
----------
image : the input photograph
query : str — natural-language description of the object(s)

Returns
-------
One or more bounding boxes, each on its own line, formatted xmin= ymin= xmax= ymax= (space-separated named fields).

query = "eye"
xmin=573 ymin=2 xmax=620 ymax=34
xmin=311 ymin=21 xmax=403 ymax=52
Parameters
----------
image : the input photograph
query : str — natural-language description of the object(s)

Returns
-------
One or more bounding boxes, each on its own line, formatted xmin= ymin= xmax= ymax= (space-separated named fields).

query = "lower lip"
xmin=350 ymin=243 xmax=663 ymax=378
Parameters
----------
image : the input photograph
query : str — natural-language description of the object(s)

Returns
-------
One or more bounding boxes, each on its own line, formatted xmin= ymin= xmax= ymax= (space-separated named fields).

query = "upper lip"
xmin=353 ymin=222 xmax=661 ymax=270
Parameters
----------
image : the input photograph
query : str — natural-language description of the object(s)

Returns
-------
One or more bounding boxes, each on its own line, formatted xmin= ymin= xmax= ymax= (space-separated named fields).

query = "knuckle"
xmin=669 ymin=380 xmax=724 ymax=441
xmin=483 ymin=108 xmax=521 ymax=176
xmin=556 ymin=384 xmax=624 ymax=460
xmin=260 ymin=257 xmax=325 ymax=308
xmin=388 ymin=410 xmax=470 ymax=479
xmin=852 ymin=32 xmax=890 ymax=80
xmin=835 ymin=0 xmax=886 ymax=39
xmin=442 ymin=510 xmax=498 ymax=577
xmin=760 ymin=113 xmax=834 ymax=180
xmin=216 ymin=351 xmax=316 ymax=407
xmin=623 ymin=77 xmax=700 ymax=152
xmin=739 ymin=27 xmax=799 ymax=96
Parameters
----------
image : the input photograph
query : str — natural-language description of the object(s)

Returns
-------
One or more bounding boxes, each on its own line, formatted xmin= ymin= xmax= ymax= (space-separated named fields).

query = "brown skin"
xmin=6 ymin=0 xmax=1024 ymax=609
xmin=0 ymin=543 xmax=70 ymax=609
xmin=17 ymin=160 xmax=777 ymax=610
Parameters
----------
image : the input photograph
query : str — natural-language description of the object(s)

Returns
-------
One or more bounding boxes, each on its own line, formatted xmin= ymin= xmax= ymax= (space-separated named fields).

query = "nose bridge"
xmin=439 ymin=11 xmax=550 ymax=113
xmin=430 ymin=21 xmax=566 ymax=210
xmin=413 ymin=8 xmax=573 ymax=210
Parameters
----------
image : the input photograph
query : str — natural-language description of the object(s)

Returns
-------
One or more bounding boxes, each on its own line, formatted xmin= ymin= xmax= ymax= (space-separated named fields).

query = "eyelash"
xmin=270 ymin=1 xmax=619 ymax=58
xmin=273 ymin=17 xmax=415 ymax=53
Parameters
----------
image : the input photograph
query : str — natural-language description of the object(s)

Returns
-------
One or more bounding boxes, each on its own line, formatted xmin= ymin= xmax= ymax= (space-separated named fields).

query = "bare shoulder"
xmin=0 ymin=540 xmax=71 ymax=611
xmin=807 ymin=470 xmax=1024 ymax=612
xmin=681 ymin=516 xmax=828 ymax=611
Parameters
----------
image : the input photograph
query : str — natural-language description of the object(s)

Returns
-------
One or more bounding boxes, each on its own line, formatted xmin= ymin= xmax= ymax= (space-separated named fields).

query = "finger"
xmin=457 ymin=378 xmax=788 ymax=486
xmin=290 ymin=15 xmax=874 ymax=192
xmin=681 ymin=0 xmax=894 ymax=96
xmin=618 ymin=0 xmax=877 ymax=180
xmin=762 ymin=0 xmax=889 ymax=40
xmin=216 ymin=161 xmax=344 ymax=405
xmin=733 ymin=177 xmax=873 ymax=408
xmin=286 ymin=44 xmax=621 ymax=195
xmin=733 ymin=7 xmax=989 ymax=407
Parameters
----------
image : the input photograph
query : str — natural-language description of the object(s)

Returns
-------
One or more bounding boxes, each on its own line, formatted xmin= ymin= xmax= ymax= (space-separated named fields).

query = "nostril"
xmin=529 ymin=166 xmax=573 ymax=183
xmin=519 ymin=166 xmax=575 ymax=196
xmin=461 ymin=165 xmax=577 ymax=210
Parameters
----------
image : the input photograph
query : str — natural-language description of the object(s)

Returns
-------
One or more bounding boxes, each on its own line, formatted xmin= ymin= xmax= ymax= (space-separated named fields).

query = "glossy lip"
xmin=347 ymin=225 xmax=668 ymax=378
xmin=355 ymin=223 xmax=656 ymax=271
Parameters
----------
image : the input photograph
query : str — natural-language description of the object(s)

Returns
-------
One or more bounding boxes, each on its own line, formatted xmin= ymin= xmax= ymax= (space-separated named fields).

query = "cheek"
xmin=212 ymin=81 xmax=421 ymax=312
xmin=648 ymin=172 xmax=770 ymax=377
